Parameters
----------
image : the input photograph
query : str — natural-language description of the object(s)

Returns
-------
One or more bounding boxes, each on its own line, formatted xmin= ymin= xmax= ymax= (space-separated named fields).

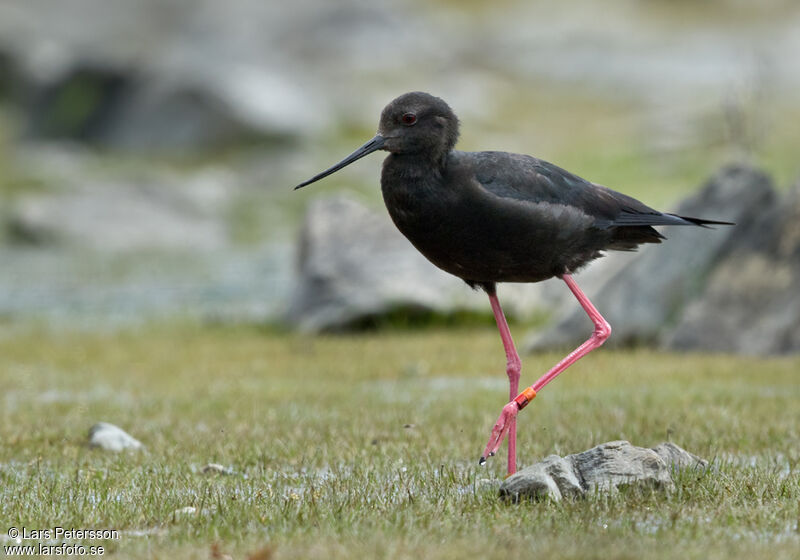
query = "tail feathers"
xmin=667 ymin=214 xmax=736 ymax=228
xmin=603 ymin=211 xmax=735 ymax=228
xmin=604 ymin=212 xmax=734 ymax=251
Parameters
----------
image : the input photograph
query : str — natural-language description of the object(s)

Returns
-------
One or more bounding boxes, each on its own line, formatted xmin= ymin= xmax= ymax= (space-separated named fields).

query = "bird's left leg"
xmin=480 ymin=274 xmax=611 ymax=465
xmin=486 ymin=287 xmax=522 ymax=475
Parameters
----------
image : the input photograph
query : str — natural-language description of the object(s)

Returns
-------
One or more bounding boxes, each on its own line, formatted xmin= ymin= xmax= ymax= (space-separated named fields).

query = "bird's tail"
xmin=666 ymin=214 xmax=735 ymax=228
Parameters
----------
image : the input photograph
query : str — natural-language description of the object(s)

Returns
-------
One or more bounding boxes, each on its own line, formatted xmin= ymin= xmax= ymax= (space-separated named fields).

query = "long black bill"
xmin=295 ymin=135 xmax=386 ymax=190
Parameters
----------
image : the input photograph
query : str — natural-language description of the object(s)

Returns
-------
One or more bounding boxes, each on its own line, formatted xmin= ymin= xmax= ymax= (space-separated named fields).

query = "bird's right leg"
xmin=480 ymin=274 xmax=611 ymax=464
xmin=486 ymin=287 xmax=522 ymax=476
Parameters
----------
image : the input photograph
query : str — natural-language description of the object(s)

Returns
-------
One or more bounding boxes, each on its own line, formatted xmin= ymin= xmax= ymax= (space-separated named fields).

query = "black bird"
xmin=296 ymin=91 xmax=731 ymax=475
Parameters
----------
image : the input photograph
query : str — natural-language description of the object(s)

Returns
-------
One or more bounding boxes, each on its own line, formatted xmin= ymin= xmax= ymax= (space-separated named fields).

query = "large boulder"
xmin=0 ymin=1 xmax=331 ymax=151
xmin=16 ymin=61 xmax=315 ymax=151
xmin=525 ymin=164 xmax=777 ymax=351
xmin=0 ymin=148 xmax=292 ymax=327
xmin=6 ymin=168 xmax=234 ymax=252
xmin=665 ymin=180 xmax=800 ymax=354
xmin=1 ymin=0 xmax=452 ymax=152
xmin=287 ymin=195 xmax=556 ymax=331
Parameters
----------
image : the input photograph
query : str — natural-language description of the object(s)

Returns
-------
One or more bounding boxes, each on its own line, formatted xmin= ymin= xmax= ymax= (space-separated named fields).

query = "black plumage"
xmin=371 ymin=94 xmax=728 ymax=288
xmin=295 ymin=91 xmax=732 ymax=474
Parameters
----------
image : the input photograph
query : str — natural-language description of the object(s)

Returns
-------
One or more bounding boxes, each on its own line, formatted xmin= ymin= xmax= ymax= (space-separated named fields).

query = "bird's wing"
xmin=459 ymin=151 xmax=696 ymax=229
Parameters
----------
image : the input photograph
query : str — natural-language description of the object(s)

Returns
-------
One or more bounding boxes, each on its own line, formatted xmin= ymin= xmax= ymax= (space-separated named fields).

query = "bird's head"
xmin=378 ymin=91 xmax=460 ymax=156
xmin=295 ymin=92 xmax=459 ymax=190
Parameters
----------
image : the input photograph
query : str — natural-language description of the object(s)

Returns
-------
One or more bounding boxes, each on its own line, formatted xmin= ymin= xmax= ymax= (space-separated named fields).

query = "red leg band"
xmin=514 ymin=387 xmax=537 ymax=410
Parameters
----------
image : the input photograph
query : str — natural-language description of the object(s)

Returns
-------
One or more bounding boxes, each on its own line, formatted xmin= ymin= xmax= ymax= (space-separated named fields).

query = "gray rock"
xmin=500 ymin=441 xmax=705 ymax=502
xmin=0 ymin=0 xmax=360 ymax=150
xmin=200 ymin=463 xmax=235 ymax=475
xmin=569 ymin=441 xmax=674 ymax=494
xmin=651 ymin=442 xmax=709 ymax=472
xmin=665 ymin=181 xmax=800 ymax=355
xmin=88 ymin=422 xmax=143 ymax=452
xmin=544 ymin=454 xmax=585 ymax=498
xmin=287 ymin=195 xmax=553 ymax=331
xmin=7 ymin=169 xmax=234 ymax=252
xmin=171 ymin=504 xmax=217 ymax=519
xmin=95 ymin=69 xmax=316 ymax=151
xmin=500 ymin=454 xmax=582 ymax=502
xmin=525 ymin=164 xmax=777 ymax=352
xmin=0 ymin=145 xmax=292 ymax=327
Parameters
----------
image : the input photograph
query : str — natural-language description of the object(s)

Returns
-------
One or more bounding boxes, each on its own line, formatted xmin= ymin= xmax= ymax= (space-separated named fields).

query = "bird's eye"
xmin=401 ymin=113 xmax=417 ymax=126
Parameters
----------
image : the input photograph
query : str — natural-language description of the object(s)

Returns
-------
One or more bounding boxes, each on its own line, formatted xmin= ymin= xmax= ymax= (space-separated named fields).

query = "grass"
xmin=1 ymin=325 xmax=799 ymax=558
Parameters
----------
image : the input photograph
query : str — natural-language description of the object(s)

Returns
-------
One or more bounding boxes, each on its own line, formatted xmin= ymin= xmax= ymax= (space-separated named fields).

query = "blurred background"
xmin=0 ymin=0 xmax=798 ymax=354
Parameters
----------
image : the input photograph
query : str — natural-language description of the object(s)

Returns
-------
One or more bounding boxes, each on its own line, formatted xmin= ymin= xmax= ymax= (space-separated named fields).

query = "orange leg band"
xmin=513 ymin=387 xmax=537 ymax=410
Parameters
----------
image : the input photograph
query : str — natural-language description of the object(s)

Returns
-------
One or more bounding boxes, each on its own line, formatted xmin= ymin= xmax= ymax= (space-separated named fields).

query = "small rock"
xmin=571 ymin=440 xmax=673 ymax=493
xmin=501 ymin=457 xmax=568 ymax=502
xmin=201 ymin=463 xmax=235 ymax=475
xmin=651 ymin=442 xmax=708 ymax=471
xmin=88 ymin=422 xmax=143 ymax=452
xmin=171 ymin=505 xmax=217 ymax=519
xmin=500 ymin=454 xmax=583 ymax=502
xmin=500 ymin=441 xmax=705 ymax=502
xmin=541 ymin=454 xmax=584 ymax=498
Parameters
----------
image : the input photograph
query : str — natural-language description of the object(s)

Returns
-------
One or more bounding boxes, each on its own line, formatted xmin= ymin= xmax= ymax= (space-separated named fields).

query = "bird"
xmin=295 ymin=91 xmax=732 ymax=476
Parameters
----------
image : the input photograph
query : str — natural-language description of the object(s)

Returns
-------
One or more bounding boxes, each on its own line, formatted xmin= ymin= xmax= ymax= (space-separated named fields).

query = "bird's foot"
xmin=479 ymin=387 xmax=536 ymax=466
xmin=479 ymin=401 xmax=519 ymax=465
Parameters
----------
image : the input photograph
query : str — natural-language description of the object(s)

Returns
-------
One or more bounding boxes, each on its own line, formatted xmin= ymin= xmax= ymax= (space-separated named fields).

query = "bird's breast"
xmin=380 ymin=156 xmax=451 ymax=237
xmin=381 ymin=178 xmax=448 ymax=243
xmin=380 ymin=173 xmax=513 ymax=282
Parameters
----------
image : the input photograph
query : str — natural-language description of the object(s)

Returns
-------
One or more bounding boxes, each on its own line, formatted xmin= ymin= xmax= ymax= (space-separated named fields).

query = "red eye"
xmin=401 ymin=113 xmax=417 ymax=125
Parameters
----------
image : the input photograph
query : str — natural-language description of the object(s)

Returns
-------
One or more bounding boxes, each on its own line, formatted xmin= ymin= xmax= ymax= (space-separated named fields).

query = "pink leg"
xmin=487 ymin=290 xmax=522 ymax=475
xmin=480 ymin=274 xmax=611 ymax=464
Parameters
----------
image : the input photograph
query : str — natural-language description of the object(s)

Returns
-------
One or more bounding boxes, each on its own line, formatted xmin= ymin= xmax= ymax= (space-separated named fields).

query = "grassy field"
xmin=1 ymin=325 xmax=798 ymax=559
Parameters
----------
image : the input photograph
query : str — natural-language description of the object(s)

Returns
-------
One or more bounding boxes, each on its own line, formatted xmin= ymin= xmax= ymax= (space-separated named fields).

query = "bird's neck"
xmin=380 ymin=151 xmax=453 ymax=230
xmin=381 ymin=151 xmax=448 ymax=183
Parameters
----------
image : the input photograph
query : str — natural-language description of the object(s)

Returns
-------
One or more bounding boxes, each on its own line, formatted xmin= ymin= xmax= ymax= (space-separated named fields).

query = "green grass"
xmin=2 ymin=325 xmax=799 ymax=558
